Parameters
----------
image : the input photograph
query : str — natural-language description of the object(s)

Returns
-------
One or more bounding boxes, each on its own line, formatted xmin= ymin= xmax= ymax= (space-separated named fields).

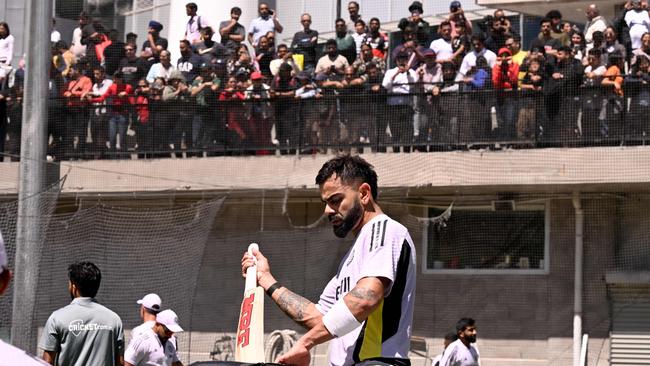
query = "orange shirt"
xmin=604 ymin=65 xmax=623 ymax=96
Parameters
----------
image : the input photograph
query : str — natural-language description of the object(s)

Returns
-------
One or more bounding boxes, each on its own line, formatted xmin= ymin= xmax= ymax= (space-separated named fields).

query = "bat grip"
xmin=244 ymin=243 xmax=259 ymax=291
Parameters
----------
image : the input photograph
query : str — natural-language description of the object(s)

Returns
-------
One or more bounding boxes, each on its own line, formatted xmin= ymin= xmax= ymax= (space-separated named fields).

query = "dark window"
xmin=426 ymin=204 xmax=546 ymax=271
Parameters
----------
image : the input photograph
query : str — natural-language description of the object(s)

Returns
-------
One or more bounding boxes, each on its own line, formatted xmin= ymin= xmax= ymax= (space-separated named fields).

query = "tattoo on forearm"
xmin=276 ymin=289 xmax=313 ymax=327
xmin=348 ymin=287 xmax=378 ymax=301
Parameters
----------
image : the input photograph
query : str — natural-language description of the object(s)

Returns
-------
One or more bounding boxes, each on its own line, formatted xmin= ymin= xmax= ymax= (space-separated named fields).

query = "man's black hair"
xmin=231 ymin=7 xmax=242 ymax=15
xmin=186 ymin=2 xmax=197 ymax=11
xmin=546 ymin=10 xmax=562 ymax=20
xmin=325 ymin=39 xmax=338 ymax=48
xmin=315 ymin=155 xmax=379 ymax=200
xmin=540 ymin=17 xmax=552 ymax=26
xmin=471 ymin=34 xmax=485 ymax=44
xmin=456 ymin=317 xmax=475 ymax=334
xmin=68 ymin=262 xmax=102 ymax=298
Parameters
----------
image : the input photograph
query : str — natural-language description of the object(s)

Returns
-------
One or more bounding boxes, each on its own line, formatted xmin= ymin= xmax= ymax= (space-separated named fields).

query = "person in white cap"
xmin=0 ymin=231 xmax=49 ymax=366
xmin=125 ymin=309 xmax=184 ymax=366
xmin=131 ymin=293 xmax=162 ymax=340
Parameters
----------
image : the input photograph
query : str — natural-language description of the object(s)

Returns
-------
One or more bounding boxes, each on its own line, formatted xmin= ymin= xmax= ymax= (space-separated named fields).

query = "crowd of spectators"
xmin=1 ymin=1 xmax=650 ymax=160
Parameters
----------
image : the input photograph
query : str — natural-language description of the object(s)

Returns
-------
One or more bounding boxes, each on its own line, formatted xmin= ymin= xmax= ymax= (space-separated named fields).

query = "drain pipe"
xmin=572 ymin=191 xmax=584 ymax=366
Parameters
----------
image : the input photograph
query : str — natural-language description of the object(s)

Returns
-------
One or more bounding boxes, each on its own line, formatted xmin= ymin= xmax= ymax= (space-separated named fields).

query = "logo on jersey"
xmin=68 ymin=319 xmax=111 ymax=336
xmin=335 ymin=277 xmax=351 ymax=301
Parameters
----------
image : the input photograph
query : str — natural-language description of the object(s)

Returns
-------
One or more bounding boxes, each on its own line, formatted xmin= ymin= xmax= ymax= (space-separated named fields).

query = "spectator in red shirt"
xmin=492 ymin=47 xmax=519 ymax=141
xmin=219 ymin=76 xmax=247 ymax=148
xmin=88 ymin=71 xmax=134 ymax=155
xmin=62 ymin=64 xmax=93 ymax=157
xmin=133 ymin=78 xmax=152 ymax=157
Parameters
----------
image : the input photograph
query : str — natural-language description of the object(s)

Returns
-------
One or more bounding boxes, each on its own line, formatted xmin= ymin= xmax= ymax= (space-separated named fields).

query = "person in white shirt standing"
xmin=184 ymin=2 xmax=205 ymax=45
xmin=242 ymin=155 xmax=417 ymax=366
xmin=131 ymin=293 xmax=162 ymax=340
xmin=383 ymin=51 xmax=419 ymax=152
xmin=584 ymin=4 xmax=608 ymax=49
xmin=125 ymin=309 xmax=184 ymax=366
xmin=0 ymin=22 xmax=14 ymax=67
xmin=625 ymin=0 xmax=650 ymax=50
xmin=430 ymin=21 xmax=455 ymax=63
xmin=70 ymin=12 xmax=90 ymax=61
xmin=0 ymin=231 xmax=50 ymax=366
xmin=439 ymin=318 xmax=480 ymax=366
xmin=458 ymin=35 xmax=496 ymax=80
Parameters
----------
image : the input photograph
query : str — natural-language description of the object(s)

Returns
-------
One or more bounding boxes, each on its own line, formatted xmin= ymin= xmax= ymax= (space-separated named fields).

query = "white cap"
xmin=0 ymin=231 xmax=7 ymax=274
xmin=136 ymin=293 xmax=161 ymax=312
xmin=156 ymin=309 xmax=183 ymax=333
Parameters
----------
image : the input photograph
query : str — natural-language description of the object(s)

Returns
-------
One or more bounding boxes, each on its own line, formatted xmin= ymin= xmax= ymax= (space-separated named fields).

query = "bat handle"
xmin=244 ymin=243 xmax=259 ymax=291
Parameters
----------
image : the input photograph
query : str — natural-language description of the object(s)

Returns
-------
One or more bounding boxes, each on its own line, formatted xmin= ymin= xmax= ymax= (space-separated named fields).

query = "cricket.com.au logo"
xmin=68 ymin=319 xmax=111 ymax=336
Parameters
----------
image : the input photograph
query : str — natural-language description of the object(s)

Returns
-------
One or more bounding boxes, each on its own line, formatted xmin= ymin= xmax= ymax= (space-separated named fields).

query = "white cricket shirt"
xmin=438 ymin=339 xmax=480 ymax=366
xmin=131 ymin=320 xmax=156 ymax=341
xmin=124 ymin=327 xmax=179 ymax=366
xmin=316 ymin=214 xmax=417 ymax=366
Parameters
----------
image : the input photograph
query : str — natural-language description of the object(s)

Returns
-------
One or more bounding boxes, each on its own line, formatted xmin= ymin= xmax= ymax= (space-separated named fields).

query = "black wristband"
xmin=266 ymin=282 xmax=281 ymax=297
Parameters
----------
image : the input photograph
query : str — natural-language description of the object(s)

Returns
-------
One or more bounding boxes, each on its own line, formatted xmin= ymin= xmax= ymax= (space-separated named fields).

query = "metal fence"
xmin=2 ymin=83 xmax=649 ymax=160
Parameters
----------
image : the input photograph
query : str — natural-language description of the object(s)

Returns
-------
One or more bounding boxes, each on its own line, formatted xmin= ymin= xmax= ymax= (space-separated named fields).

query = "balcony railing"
xmin=2 ymin=83 xmax=648 ymax=161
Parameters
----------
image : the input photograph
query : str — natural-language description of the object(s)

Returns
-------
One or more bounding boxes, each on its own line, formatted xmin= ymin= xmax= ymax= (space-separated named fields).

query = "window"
xmin=423 ymin=202 xmax=549 ymax=274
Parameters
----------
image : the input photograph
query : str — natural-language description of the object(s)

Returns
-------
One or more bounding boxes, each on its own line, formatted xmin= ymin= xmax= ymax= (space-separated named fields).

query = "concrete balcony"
xmin=2 ymin=146 xmax=650 ymax=197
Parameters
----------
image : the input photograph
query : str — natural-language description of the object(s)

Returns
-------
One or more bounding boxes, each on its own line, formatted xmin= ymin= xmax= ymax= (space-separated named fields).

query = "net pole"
xmin=572 ymin=191 xmax=584 ymax=366
xmin=11 ymin=0 xmax=52 ymax=352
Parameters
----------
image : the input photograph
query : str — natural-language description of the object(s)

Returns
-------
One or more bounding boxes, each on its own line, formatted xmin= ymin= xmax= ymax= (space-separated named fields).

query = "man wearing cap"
xmin=417 ymin=49 xmax=442 ymax=145
xmin=125 ymin=309 xmax=184 ymax=366
xmin=0 ymin=232 xmax=50 ymax=365
xmin=142 ymin=20 xmax=168 ymax=62
xmin=403 ymin=1 xmax=431 ymax=47
xmin=131 ymin=293 xmax=162 ymax=340
xmin=448 ymin=1 xmax=473 ymax=39
xmin=40 ymin=262 xmax=124 ymax=366
xmin=492 ymin=47 xmax=519 ymax=140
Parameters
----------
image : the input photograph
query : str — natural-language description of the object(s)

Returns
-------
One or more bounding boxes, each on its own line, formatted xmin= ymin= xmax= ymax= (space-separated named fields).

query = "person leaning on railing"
xmin=492 ymin=47 xmax=519 ymax=141
xmin=625 ymin=54 xmax=650 ymax=137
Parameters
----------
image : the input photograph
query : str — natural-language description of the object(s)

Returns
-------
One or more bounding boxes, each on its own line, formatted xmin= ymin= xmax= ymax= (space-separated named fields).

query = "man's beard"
xmin=466 ymin=335 xmax=477 ymax=343
xmin=330 ymin=198 xmax=363 ymax=238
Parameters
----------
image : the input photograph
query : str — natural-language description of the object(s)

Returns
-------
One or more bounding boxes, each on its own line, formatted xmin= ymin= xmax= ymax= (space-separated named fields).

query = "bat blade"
xmin=235 ymin=243 xmax=265 ymax=363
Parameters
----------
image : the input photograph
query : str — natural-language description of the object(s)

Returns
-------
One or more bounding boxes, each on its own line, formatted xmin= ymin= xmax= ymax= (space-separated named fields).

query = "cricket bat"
xmin=235 ymin=243 xmax=265 ymax=363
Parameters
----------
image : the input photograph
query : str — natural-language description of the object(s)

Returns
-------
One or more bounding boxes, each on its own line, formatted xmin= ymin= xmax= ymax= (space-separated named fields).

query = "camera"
xmin=268 ymin=10 xmax=274 ymax=15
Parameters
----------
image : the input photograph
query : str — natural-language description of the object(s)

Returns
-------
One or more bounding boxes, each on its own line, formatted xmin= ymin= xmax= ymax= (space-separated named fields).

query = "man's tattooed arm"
xmin=272 ymin=287 xmax=321 ymax=329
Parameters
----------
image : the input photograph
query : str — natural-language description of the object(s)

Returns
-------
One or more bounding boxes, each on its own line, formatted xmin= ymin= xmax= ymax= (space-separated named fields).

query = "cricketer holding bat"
xmin=242 ymin=155 xmax=417 ymax=366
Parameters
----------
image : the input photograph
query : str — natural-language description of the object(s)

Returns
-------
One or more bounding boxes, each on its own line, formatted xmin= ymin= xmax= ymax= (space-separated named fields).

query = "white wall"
xmin=167 ymin=0 xmax=257 ymax=63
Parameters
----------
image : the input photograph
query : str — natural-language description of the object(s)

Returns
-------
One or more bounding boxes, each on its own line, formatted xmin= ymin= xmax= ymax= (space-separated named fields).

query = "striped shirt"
xmin=316 ymin=214 xmax=417 ymax=366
